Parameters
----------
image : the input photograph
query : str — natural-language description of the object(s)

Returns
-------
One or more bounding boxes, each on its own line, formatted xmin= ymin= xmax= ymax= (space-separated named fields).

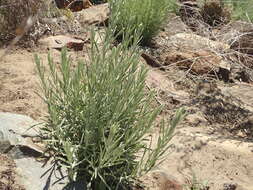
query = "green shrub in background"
xmin=109 ymin=0 xmax=178 ymax=45
xmin=222 ymin=0 xmax=253 ymax=22
xmin=35 ymin=26 xmax=185 ymax=189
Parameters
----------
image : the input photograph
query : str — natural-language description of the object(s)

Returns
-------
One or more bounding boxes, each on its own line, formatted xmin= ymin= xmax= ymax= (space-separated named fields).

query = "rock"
xmin=215 ymin=21 xmax=253 ymax=68
xmin=223 ymin=183 xmax=237 ymax=190
xmin=0 ymin=112 xmax=83 ymax=190
xmin=163 ymin=16 xmax=191 ymax=37
xmin=38 ymin=35 xmax=86 ymax=51
xmin=169 ymin=33 xmax=230 ymax=52
xmin=0 ymin=112 xmax=45 ymax=158
xmin=152 ymin=16 xmax=192 ymax=49
xmin=74 ymin=3 xmax=109 ymax=26
xmin=219 ymin=83 xmax=253 ymax=112
xmin=156 ymin=16 xmax=191 ymax=40
xmin=141 ymin=52 xmax=163 ymax=69
xmin=164 ymin=50 xmax=230 ymax=76
xmin=185 ymin=112 xmax=207 ymax=126
xmin=152 ymin=171 xmax=183 ymax=190
xmin=145 ymin=69 xmax=189 ymax=104
xmin=14 ymin=157 xmax=67 ymax=190
xmin=157 ymin=33 xmax=231 ymax=77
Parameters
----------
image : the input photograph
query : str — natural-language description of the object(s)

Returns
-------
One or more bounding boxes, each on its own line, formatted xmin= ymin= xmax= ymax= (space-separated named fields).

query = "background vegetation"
xmin=222 ymin=0 xmax=253 ymax=22
xmin=109 ymin=0 xmax=178 ymax=45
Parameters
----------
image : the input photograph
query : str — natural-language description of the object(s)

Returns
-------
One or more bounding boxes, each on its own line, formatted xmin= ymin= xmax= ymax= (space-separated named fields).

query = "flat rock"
xmin=0 ymin=112 xmax=43 ymax=156
xmin=145 ymin=69 xmax=189 ymax=104
xmin=74 ymin=3 xmax=109 ymax=26
xmin=0 ymin=112 xmax=83 ymax=190
xmin=156 ymin=32 xmax=231 ymax=77
xmin=153 ymin=16 xmax=191 ymax=48
xmin=38 ymin=35 xmax=86 ymax=51
xmin=15 ymin=157 xmax=68 ymax=190
xmin=169 ymin=33 xmax=230 ymax=52
xmin=164 ymin=49 xmax=230 ymax=75
xmin=219 ymin=83 xmax=253 ymax=112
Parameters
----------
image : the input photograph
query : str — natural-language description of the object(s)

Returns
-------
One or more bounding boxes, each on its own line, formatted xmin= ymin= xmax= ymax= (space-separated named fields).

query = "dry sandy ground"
xmin=0 ymin=154 xmax=24 ymax=190
xmin=0 ymin=49 xmax=47 ymax=120
xmin=0 ymin=48 xmax=253 ymax=190
xmin=0 ymin=48 xmax=85 ymax=120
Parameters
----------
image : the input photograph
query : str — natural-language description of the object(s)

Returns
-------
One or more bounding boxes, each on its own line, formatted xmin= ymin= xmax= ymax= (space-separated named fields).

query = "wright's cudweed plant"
xmin=35 ymin=24 xmax=185 ymax=189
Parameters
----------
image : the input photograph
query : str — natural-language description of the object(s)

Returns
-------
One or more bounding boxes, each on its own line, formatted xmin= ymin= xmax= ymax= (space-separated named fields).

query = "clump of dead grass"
xmin=200 ymin=0 xmax=231 ymax=26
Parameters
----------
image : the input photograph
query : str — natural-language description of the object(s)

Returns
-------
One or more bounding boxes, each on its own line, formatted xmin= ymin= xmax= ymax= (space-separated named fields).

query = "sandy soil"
xmin=0 ymin=48 xmax=86 ymax=120
xmin=0 ymin=154 xmax=24 ymax=190
xmin=0 ymin=49 xmax=47 ymax=120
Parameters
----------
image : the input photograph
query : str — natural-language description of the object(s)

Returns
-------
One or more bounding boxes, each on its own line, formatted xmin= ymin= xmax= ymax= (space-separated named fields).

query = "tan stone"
xmin=164 ymin=50 xmax=228 ymax=75
xmin=74 ymin=3 xmax=109 ymax=26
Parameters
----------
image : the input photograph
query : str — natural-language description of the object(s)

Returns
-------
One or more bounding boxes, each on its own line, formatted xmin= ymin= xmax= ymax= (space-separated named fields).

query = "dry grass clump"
xmin=230 ymin=32 xmax=253 ymax=56
xmin=200 ymin=0 xmax=231 ymax=26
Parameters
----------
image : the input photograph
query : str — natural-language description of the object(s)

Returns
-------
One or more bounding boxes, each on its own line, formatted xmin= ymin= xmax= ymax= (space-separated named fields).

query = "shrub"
xmin=109 ymin=0 xmax=178 ymax=45
xmin=35 ymin=27 xmax=185 ymax=189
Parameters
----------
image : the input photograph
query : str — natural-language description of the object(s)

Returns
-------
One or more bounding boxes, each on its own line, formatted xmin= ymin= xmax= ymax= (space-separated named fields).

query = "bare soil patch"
xmin=0 ymin=154 xmax=24 ymax=190
xmin=0 ymin=48 xmax=86 ymax=120
xmin=0 ymin=49 xmax=47 ymax=120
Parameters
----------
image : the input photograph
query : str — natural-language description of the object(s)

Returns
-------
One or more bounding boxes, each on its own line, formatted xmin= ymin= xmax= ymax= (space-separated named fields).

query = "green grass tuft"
xmin=222 ymin=0 xmax=253 ymax=22
xmin=35 ymin=26 xmax=185 ymax=189
xmin=109 ymin=0 xmax=178 ymax=45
